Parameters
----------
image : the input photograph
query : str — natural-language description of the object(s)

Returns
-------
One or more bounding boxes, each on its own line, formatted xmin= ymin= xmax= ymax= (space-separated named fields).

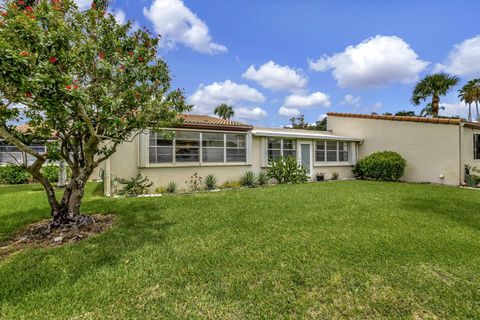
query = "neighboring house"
xmin=327 ymin=113 xmax=480 ymax=186
xmin=102 ymin=115 xmax=362 ymax=195
xmin=0 ymin=124 xmax=48 ymax=166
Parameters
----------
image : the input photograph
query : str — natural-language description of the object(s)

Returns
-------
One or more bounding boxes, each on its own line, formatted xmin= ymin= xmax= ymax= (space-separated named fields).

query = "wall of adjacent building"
xmin=328 ymin=116 xmax=462 ymax=185
xmin=461 ymin=126 xmax=480 ymax=180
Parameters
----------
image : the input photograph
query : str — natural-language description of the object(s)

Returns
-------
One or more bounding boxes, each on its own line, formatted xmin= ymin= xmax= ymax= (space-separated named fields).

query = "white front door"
xmin=298 ymin=141 xmax=313 ymax=176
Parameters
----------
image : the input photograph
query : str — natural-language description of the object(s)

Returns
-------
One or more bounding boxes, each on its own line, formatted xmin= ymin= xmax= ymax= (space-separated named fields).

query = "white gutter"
xmin=251 ymin=128 xmax=363 ymax=142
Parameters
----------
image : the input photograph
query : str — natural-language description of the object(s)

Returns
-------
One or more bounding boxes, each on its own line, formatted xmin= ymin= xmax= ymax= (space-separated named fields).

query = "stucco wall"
xmin=105 ymin=133 xmax=355 ymax=193
xmin=328 ymin=116 xmax=462 ymax=185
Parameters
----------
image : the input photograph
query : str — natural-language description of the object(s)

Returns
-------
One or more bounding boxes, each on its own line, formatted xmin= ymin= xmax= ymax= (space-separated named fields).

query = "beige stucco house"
xmin=97 ymin=113 xmax=480 ymax=195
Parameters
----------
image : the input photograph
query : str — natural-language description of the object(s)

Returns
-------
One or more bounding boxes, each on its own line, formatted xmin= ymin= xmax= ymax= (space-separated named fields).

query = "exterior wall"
xmin=461 ymin=126 xmax=480 ymax=181
xmin=328 ymin=116 xmax=462 ymax=185
xmin=105 ymin=132 xmax=356 ymax=194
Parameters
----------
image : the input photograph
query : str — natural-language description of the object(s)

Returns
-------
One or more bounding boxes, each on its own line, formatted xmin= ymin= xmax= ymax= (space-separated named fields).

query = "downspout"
xmin=459 ymin=123 xmax=464 ymax=186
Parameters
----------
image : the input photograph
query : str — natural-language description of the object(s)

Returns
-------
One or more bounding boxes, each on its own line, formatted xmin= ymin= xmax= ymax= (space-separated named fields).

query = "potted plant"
xmin=316 ymin=172 xmax=325 ymax=181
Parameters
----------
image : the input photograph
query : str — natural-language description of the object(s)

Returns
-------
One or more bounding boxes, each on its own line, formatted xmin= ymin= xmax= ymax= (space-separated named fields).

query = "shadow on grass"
xmin=0 ymin=197 xmax=174 ymax=305
xmin=401 ymin=196 xmax=480 ymax=230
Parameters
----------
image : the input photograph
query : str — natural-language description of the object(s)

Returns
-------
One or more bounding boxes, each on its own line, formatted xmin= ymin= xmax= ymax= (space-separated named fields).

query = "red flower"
xmin=52 ymin=0 xmax=61 ymax=3
xmin=66 ymin=85 xmax=72 ymax=90
xmin=49 ymin=57 xmax=58 ymax=63
xmin=19 ymin=51 xmax=29 ymax=57
xmin=73 ymin=85 xmax=79 ymax=90
xmin=1 ymin=11 xmax=7 ymax=17
xmin=25 ymin=92 xmax=32 ymax=98
xmin=18 ymin=0 xmax=25 ymax=5
xmin=99 ymin=52 xmax=105 ymax=60
xmin=25 ymin=6 xmax=33 ymax=12
xmin=128 ymin=51 xmax=134 ymax=56
xmin=138 ymin=57 xmax=144 ymax=62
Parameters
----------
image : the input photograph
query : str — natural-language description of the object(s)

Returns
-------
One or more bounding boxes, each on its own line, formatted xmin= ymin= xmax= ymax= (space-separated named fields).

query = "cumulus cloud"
xmin=309 ymin=35 xmax=429 ymax=88
xmin=434 ymin=35 xmax=480 ymax=77
xmin=341 ymin=94 xmax=361 ymax=107
xmin=242 ymin=61 xmax=307 ymax=92
xmin=235 ymin=107 xmax=268 ymax=120
xmin=283 ymin=92 xmax=331 ymax=109
xmin=74 ymin=0 xmax=92 ymax=10
xmin=112 ymin=9 xmax=126 ymax=24
xmin=143 ymin=0 xmax=227 ymax=54
xmin=188 ymin=80 xmax=265 ymax=114
xmin=440 ymin=102 xmax=469 ymax=118
xmin=278 ymin=107 xmax=301 ymax=117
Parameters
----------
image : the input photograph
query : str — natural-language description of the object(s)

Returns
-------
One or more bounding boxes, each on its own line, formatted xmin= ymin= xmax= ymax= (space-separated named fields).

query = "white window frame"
xmin=146 ymin=129 xmax=249 ymax=167
xmin=266 ymin=138 xmax=297 ymax=162
xmin=314 ymin=140 xmax=350 ymax=165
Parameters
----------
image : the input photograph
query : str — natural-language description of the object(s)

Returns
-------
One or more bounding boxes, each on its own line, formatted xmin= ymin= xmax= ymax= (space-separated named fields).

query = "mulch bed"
xmin=0 ymin=214 xmax=115 ymax=259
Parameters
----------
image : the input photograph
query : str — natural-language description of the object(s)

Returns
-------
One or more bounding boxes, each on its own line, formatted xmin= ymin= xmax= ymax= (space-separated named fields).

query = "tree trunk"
xmin=468 ymin=103 xmax=472 ymax=122
xmin=57 ymin=160 xmax=67 ymax=188
xmin=432 ymin=95 xmax=440 ymax=118
xmin=475 ymin=101 xmax=479 ymax=122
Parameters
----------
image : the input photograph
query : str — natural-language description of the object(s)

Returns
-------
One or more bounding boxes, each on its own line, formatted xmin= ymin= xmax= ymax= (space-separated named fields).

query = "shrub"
xmin=219 ymin=180 xmax=241 ymax=189
xmin=186 ymin=172 xmax=203 ymax=192
xmin=353 ymin=151 xmax=407 ymax=181
xmin=267 ymin=157 xmax=308 ymax=184
xmin=0 ymin=164 xmax=32 ymax=184
xmin=257 ymin=171 xmax=269 ymax=186
xmin=240 ymin=171 xmax=256 ymax=188
xmin=166 ymin=181 xmax=178 ymax=193
xmin=155 ymin=186 xmax=166 ymax=194
xmin=204 ymin=174 xmax=217 ymax=190
xmin=331 ymin=172 xmax=339 ymax=180
xmin=115 ymin=172 xmax=153 ymax=196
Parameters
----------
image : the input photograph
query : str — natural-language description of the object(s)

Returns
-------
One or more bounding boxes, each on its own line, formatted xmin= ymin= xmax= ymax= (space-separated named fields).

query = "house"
xmin=327 ymin=112 xmax=480 ymax=186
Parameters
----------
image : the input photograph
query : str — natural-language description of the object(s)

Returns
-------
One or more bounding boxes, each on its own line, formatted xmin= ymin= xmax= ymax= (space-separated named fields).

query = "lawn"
xmin=0 ymin=181 xmax=479 ymax=318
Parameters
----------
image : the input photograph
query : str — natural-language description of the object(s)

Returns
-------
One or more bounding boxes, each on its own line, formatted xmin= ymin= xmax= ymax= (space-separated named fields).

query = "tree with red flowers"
xmin=0 ymin=0 xmax=190 ymax=226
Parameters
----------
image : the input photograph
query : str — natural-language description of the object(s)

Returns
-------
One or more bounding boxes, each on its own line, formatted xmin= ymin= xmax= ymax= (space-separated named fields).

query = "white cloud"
xmin=235 ymin=107 xmax=268 ymax=120
xmin=440 ymin=102 xmax=468 ymax=118
xmin=341 ymin=94 xmax=361 ymax=107
xmin=112 ymin=9 xmax=126 ymax=24
xmin=369 ymin=102 xmax=383 ymax=112
xmin=188 ymin=80 xmax=265 ymax=114
xmin=242 ymin=61 xmax=307 ymax=92
xmin=283 ymin=92 xmax=331 ymax=109
xmin=309 ymin=35 xmax=429 ymax=88
xmin=278 ymin=107 xmax=301 ymax=117
xmin=318 ymin=114 xmax=327 ymax=121
xmin=143 ymin=0 xmax=227 ymax=54
xmin=74 ymin=0 xmax=91 ymax=10
xmin=434 ymin=35 xmax=480 ymax=77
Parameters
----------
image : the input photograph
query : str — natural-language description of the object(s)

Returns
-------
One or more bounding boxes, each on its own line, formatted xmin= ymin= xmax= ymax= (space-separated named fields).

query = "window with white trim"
xmin=267 ymin=138 xmax=296 ymax=161
xmin=474 ymin=134 xmax=480 ymax=160
xmin=0 ymin=141 xmax=46 ymax=165
xmin=315 ymin=141 xmax=349 ymax=162
xmin=149 ymin=130 xmax=247 ymax=164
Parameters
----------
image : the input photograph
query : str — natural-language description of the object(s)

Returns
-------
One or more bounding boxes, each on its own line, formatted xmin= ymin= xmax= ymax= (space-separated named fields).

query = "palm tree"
xmin=420 ymin=103 xmax=445 ymax=117
xmin=411 ymin=73 xmax=459 ymax=117
xmin=469 ymin=79 xmax=480 ymax=121
xmin=214 ymin=104 xmax=235 ymax=120
xmin=458 ymin=82 xmax=474 ymax=122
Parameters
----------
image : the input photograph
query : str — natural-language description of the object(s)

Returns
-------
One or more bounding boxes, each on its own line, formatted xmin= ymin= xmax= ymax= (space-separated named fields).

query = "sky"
xmin=13 ymin=0 xmax=480 ymax=126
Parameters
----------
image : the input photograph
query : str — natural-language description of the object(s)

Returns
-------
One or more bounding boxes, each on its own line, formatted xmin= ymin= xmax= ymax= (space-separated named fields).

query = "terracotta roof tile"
xmin=177 ymin=114 xmax=252 ymax=131
xmin=327 ymin=112 xmax=463 ymax=125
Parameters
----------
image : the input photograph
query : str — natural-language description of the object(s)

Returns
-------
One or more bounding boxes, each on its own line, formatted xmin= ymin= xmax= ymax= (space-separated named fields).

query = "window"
xmin=148 ymin=130 xmax=247 ymax=164
xmin=267 ymin=138 xmax=296 ymax=161
xmin=315 ymin=141 xmax=349 ymax=163
xmin=0 ymin=141 xmax=46 ymax=165
xmin=226 ymin=134 xmax=246 ymax=162
xmin=475 ymin=134 xmax=480 ymax=160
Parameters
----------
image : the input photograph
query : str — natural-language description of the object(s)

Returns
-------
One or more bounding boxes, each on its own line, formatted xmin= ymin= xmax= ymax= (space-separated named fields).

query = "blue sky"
xmin=92 ymin=0 xmax=480 ymax=126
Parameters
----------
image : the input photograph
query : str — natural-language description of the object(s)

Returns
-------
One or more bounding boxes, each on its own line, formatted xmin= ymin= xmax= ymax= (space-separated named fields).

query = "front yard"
xmin=0 ymin=181 xmax=479 ymax=318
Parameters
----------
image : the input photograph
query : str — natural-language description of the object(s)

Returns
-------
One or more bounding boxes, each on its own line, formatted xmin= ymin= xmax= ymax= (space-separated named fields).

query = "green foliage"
xmin=204 ymin=174 xmax=217 ymax=190
xmin=219 ymin=179 xmax=241 ymax=189
xmin=166 ymin=181 xmax=178 ymax=193
xmin=257 ymin=171 xmax=269 ymax=186
xmin=267 ymin=157 xmax=308 ymax=184
xmin=411 ymin=73 xmax=459 ymax=117
xmin=331 ymin=172 xmax=339 ymax=180
xmin=186 ymin=172 xmax=203 ymax=192
xmin=240 ymin=171 xmax=256 ymax=188
xmin=353 ymin=151 xmax=407 ymax=181
xmin=213 ymin=103 xmax=234 ymax=120
xmin=40 ymin=163 xmax=71 ymax=183
xmin=0 ymin=164 xmax=32 ymax=184
xmin=115 ymin=172 xmax=153 ymax=196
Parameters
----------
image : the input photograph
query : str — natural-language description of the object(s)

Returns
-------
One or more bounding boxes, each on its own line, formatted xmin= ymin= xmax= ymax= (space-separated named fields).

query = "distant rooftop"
xmin=177 ymin=114 xmax=253 ymax=131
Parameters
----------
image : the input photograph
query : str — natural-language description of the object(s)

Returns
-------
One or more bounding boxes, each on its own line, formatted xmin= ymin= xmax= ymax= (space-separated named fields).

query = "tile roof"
xmin=178 ymin=114 xmax=253 ymax=131
xmin=327 ymin=112 xmax=464 ymax=125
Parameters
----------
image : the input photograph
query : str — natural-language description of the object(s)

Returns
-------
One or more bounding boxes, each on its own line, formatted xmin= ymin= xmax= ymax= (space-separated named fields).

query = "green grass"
xmin=0 ymin=181 xmax=480 ymax=318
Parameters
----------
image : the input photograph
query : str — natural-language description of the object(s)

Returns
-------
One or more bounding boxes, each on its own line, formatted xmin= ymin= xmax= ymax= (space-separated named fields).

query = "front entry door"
xmin=299 ymin=143 xmax=312 ymax=175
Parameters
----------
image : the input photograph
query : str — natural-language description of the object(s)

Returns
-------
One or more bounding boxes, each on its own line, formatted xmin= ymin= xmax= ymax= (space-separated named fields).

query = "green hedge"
xmin=0 ymin=165 xmax=32 ymax=184
xmin=353 ymin=151 xmax=407 ymax=181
